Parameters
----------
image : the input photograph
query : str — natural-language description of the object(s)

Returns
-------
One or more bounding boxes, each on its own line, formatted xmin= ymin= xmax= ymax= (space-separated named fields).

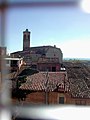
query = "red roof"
xmin=20 ymin=72 xmax=69 ymax=92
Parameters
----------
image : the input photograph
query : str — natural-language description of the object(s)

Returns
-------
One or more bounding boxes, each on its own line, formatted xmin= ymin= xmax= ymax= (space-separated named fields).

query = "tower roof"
xmin=26 ymin=29 xmax=28 ymax=32
xmin=23 ymin=29 xmax=30 ymax=33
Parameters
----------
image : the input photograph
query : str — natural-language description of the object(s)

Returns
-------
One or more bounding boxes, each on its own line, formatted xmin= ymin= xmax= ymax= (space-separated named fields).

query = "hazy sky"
xmin=4 ymin=1 xmax=90 ymax=58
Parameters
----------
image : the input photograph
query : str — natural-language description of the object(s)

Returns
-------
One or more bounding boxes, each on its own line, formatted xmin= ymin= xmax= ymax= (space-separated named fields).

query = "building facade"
xmin=11 ymin=29 xmax=63 ymax=72
xmin=5 ymin=57 xmax=24 ymax=71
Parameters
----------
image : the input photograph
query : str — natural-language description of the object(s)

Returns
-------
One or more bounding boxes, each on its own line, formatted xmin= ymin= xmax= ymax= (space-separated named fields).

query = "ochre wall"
xmin=12 ymin=91 xmax=90 ymax=105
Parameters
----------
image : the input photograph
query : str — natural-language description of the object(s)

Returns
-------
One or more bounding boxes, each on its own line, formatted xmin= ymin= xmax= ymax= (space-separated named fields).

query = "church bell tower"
xmin=23 ymin=29 xmax=30 ymax=51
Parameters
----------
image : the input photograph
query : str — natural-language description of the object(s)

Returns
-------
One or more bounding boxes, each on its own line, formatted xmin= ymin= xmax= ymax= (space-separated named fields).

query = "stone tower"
xmin=23 ymin=29 xmax=30 ymax=51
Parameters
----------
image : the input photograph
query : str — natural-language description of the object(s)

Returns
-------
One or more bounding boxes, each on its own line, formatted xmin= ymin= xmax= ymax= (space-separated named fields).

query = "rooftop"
xmin=20 ymin=72 xmax=69 ymax=92
xmin=64 ymin=61 xmax=90 ymax=98
xmin=11 ymin=45 xmax=62 ymax=55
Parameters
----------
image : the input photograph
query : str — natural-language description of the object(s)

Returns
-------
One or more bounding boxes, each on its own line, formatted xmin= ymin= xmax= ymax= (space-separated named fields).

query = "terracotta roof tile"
xmin=64 ymin=62 xmax=90 ymax=98
xmin=20 ymin=72 xmax=69 ymax=92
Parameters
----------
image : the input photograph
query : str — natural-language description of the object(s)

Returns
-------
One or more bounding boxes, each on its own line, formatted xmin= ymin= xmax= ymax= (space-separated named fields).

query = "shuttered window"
xmin=59 ymin=97 xmax=64 ymax=104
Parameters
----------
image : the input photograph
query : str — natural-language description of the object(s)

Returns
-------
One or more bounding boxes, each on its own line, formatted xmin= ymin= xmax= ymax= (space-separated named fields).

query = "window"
xmin=59 ymin=97 xmax=64 ymax=104
xmin=52 ymin=67 xmax=56 ymax=72
xmin=11 ymin=60 xmax=18 ymax=67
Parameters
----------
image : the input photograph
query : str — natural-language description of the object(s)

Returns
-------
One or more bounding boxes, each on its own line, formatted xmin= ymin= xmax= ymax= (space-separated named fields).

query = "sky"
xmin=3 ymin=0 xmax=90 ymax=59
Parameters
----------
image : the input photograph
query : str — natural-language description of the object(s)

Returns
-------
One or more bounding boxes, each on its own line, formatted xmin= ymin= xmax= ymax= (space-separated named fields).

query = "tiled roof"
xmin=11 ymin=45 xmax=62 ymax=56
xmin=64 ymin=62 xmax=90 ymax=98
xmin=20 ymin=72 xmax=69 ymax=92
xmin=30 ymin=46 xmax=49 ymax=55
xmin=0 ymin=67 xmax=39 ymax=90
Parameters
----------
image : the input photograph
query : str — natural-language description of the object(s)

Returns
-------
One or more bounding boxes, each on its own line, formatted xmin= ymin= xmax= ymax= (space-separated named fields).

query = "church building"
xmin=11 ymin=29 xmax=63 ymax=72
